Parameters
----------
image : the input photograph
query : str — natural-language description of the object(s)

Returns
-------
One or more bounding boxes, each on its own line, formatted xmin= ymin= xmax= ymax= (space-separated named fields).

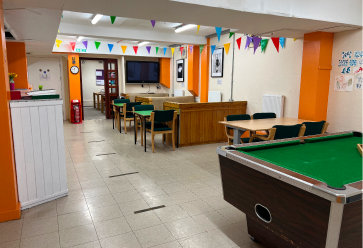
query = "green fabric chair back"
xmin=302 ymin=121 xmax=326 ymax=136
xmin=134 ymin=105 xmax=154 ymax=111
xmin=153 ymin=110 xmax=175 ymax=123
xmin=126 ymin=102 xmax=142 ymax=112
xmin=114 ymin=99 xmax=130 ymax=103
xmin=272 ymin=124 xmax=302 ymax=140
xmin=253 ymin=112 xmax=276 ymax=119
xmin=226 ymin=114 xmax=251 ymax=121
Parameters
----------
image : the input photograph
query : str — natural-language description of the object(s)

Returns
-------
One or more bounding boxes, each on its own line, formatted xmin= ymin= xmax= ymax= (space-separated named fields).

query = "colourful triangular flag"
xmin=108 ymin=44 xmax=114 ymax=52
xmin=224 ymin=43 xmax=230 ymax=54
xmin=69 ymin=42 xmax=76 ymax=51
xmin=245 ymin=36 xmax=252 ymax=49
xmin=215 ymin=27 xmax=222 ymax=42
xmin=171 ymin=47 xmax=175 ymax=56
xmin=271 ymin=37 xmax=279 ymax=52
xmin=94 ymin=41 xmax=101 ymax=50
xmin=121 ymin=45 xmax=127 ymax=54
xmin=180 ymin=46 xmax=184 ymax=56
xmin=293 ymin=38 xmax=297 ymax=41
xmin=150 ymin=20 xmax=155 ymax=28
xmin=55 ymin=39 xmax=62 ymax=48
xmin=146 ymin=46 xmax=151 ymax=54
xmin=236 ymin=37 xmax=242 ymax=50
xmin=133 ymin=46 xmax=138 ymax=54
xmin=229 ymin=32 xmax=235 ymax=38
xmin=279 ymin=37 xmax=285 ymax=48
xmin=211 ymin=45 xmax=216 ymax=55
xmin=199 ymin=45 xmax=205 ymax=54
xmin=156 ymin=47 xmax=159 ymax=55
xmin=252 ymin=36 xmax=262 ymax=54
xmin=110 ymin=16 xmax=116 ymax=24
xmin=260 ymin=39 xmax=268 ymax=53
xmin=189 ymin=45 xmax=193 ymax=54
xmin=58 ymin=29 xmax=60 ymax=33
xmin=197 ymin=25 xmax=200 ymax=34
xmin=82 ymin=41 xmax=88 ymax=49
xmin=163 ymin=47 xmax=167 ymax=56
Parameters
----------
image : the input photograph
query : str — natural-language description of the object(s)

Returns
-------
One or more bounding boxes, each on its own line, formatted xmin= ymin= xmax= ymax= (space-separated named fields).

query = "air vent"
xmin=5 ymin=31 xmax=15 ymax=40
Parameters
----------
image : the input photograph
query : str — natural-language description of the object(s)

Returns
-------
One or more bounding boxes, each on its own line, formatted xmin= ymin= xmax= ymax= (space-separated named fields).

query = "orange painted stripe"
xmin=187 ymin=45 xmax=199 ymax=96
xmin=159 ymin=58 xmax=170 ymax=88
xmin=68 ymin=54 xmax=82 ymax=118
xmin=6 ymin=42 xmax=28 ymax=89
xmin=200 ymin=38 xmax=210 ymax=102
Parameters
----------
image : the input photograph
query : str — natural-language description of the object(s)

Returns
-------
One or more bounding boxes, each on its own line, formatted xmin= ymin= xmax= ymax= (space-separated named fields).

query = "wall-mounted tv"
xmin=126 ymin=61 xmax=160 ymax=84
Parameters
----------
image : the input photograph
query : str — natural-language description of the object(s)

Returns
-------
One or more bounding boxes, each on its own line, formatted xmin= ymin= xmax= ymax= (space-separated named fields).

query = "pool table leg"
xmin=233 ymin=128 xmax=245 ymax=145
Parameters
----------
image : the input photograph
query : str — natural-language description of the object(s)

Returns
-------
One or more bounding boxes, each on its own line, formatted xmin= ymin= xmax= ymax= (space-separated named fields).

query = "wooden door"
xmin=104 ymin=59 xmax=119 ymax=119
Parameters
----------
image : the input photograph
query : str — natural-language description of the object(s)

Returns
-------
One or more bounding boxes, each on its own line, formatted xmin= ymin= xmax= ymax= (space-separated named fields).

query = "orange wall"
xmin=67 ymin=54 xmax=82 ymax=119
xmin=159 ymin=58 xmax=170 ymax=88
xmin=0 ymin=0 xmax=21 ymax=222
xmin=298 ymin=32 xmax=334 ymax=121
xmin=6 ymin=42 xmax=28 ymax=89
xmin=188 ymin=45 xmax=200 ymax=96
xmin=200 ymin=38 xmax=210 ymax=102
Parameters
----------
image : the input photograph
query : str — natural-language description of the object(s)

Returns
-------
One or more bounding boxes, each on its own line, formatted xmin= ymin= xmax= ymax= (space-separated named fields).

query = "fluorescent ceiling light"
xmin=138 ymin=41 xmax=149 ymax=46
xmin=91 ymin=14 xmax=103 ymax=24
xmin=77 ymin=36 xmax=84 ymax=42
xmin=175 ymin=24 xmax=196 ymax=33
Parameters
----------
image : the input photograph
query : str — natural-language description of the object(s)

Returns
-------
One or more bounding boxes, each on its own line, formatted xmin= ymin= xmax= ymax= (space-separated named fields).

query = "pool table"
xmin=217 ymin=131 xmax=362 ymax=248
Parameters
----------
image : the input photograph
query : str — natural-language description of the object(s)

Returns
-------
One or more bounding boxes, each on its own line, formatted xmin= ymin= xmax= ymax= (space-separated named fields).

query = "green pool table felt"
xmin=237 ymin=133 xmax=363 ymax=188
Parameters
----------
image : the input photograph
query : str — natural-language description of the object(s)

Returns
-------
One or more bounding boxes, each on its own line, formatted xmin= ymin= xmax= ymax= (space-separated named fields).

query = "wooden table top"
xmin=218 ymin=117 xmax=312 ymax=131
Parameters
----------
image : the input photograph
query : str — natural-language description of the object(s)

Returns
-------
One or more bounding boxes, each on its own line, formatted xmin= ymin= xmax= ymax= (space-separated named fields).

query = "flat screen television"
xmin=126 ymin=61 xmax=160 ymax=84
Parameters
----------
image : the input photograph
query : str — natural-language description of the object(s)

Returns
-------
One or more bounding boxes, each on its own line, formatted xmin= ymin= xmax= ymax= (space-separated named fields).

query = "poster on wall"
xmin=353 ymin=66 xmax=363 ymax=74
xmin=211 ymin=48 xmax=224 ymax=77
xmin=96 ymin=69 xmax=104 ymax=86
xmin=334 ymin=75 xmax=354 ymax=92
xmin=176 ymin=59 xmax=184 ymax=82
xmin=39 ymin=70 xmax=50 ymax=81
xmin=355 ymin=74 xmax=362 ymax=90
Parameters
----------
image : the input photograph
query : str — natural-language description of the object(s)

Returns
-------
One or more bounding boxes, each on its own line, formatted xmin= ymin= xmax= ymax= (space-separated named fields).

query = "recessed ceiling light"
xmin=77 ymin=36 xmax=84 ymax=42
xmin=175 ymin=24 xmax=196 ymax=33
xmin=91 ymin=14 xmax=103 ymax=25
xmin=138 ymin=41 xmax=149 ymax=46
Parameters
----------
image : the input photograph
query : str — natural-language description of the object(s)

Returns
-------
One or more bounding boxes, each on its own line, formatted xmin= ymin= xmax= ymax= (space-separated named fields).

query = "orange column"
xmin=0 ymin=0 xmax=21 ymax=223
xmin=298 ymin=32 xmax=334 ymax=121
xmin=200 ymin=38 xmax=210 ymax=102
xmin=67 ymin=54 xmax=82 ymax=118
xmin=6 ymin=42 xmax=28 ymax=89
xmin=159 ymin=58 xmax=170 ymax=88
xmin=188 ymin=45 xmax=200 ymax=96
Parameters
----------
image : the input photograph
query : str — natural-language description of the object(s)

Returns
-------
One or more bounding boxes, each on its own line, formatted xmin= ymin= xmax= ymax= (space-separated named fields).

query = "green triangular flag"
xmin=261 ymin=39 xmax=269 ymax=53
xmin=229 ymin=32 xmax=235 ymax=38
xmin=110 ymin=16 xmax=116 ymax=24
xmin=156 ymin=47 xmax=159 ymax=55
xmin=95 ymin=41 xmax=101 ymax=50
xmin=199 ymin=45 xmax=205 ymax=54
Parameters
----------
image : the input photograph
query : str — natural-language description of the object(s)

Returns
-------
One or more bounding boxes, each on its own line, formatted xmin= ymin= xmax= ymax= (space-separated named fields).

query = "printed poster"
xmin=334 ymin=75 xmax=354 ymax=92
xmin=352 ymin=66 xmax=363 ymax=74
xmin=355 ymin=74 xmax=362 ymax=90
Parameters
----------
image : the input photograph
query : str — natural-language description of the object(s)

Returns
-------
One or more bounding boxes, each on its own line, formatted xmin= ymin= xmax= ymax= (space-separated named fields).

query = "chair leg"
xmin=135 ymin=124 xmax=138 ymax=142
xmin=162 ymin=134 xmax=164 ymax=144
xmin=166 ymin=134 xmax=169 ymax=146
xmin=140 ymin=124 xmax=143 ymax=146
xmin=124 ymin=118 xmax=127 ymax=134
xmin=152 ymin=134 xmax=155 ymax=153
xmin=129 ymin=121 xmax=131 ymax=127
xmin=172 ymin=131 xmax=175 ymax=151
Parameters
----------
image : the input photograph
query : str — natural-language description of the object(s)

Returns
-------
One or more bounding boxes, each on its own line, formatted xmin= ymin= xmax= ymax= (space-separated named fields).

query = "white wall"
xmin=80 ymin=60 xmax=104 ymax=105
xmin=327 ymin=29 xmax=363 ymax=132
xmin=171 ymin=47 xmax=194 ymax=97
xmin=208 ymin=33 xmax=304 ymax=117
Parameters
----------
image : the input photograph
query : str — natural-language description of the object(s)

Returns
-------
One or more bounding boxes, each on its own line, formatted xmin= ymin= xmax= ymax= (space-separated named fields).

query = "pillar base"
xmin=0 ymin=202 xmax=21 ymax=223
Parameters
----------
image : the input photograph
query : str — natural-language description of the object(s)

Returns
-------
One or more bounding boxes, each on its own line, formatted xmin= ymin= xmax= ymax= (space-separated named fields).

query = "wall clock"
xmin=70 ymin=66 xmax=79 ymax=74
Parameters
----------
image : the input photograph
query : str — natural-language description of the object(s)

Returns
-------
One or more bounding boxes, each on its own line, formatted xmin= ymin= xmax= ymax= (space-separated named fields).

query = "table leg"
xmin=101 ymin=97 xmax=104 ymax=113
xmin=112 ymin=107 xmax=114 ymax=129
xmin=134 ymin=114 xmax=136 ymax=145
xmin=144 ymin=117 xmax=147 ymax=152
xmin=97 ymin=94 xmax=100 ymax=110
xmin=119 ymin=113 xmax=122 ymax=133
xmin=233 ymin=128 xmax=245 ymax=145
xmin=177 ymin=115 xmax=179 ymax=148
xmin=93 ymin=93 xmax=96 ymax=108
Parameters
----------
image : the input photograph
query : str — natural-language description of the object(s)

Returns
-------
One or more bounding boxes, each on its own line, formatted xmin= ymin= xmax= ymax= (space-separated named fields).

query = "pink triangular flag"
xmin=69 ymin=42 xmax=76 ymax=51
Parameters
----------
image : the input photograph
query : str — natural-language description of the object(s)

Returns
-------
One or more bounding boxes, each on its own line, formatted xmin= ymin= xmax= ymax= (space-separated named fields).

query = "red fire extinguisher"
xmin=71 ymin=100 xmax=82 ymax=124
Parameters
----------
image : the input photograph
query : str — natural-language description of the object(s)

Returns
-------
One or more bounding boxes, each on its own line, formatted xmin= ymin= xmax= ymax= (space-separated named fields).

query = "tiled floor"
xmin=83 ymin=107 xmax=106 ymax=120
xmin=0 ymin=119 xmax=265 ymax=248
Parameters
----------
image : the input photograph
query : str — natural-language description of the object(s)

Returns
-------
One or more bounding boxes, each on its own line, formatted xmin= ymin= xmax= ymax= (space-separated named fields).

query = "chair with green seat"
xmin=252 ymin=112 xmax=277 ymax=119
xmin=302 ymin=121 xmax=329 ymax=136
xmin=145 ymin=110 xmax=177 ymax=153
xmin=121 ymin=102 xmax=142 ymax=134
xmin=133 ymin=105 xmax=155 ymax=146
xmin=249 ymin=124 xmax=306 ymax=142
xmin=112 ymin=99 xmax=130 ymax=130
xmin=224 ymin=114 xmax=251 ymax=145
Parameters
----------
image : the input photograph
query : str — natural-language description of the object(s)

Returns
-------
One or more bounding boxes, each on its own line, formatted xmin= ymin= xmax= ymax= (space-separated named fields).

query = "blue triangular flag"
xmin=279 ymin=37 xmax=285 ymax=48
xmin=211 ymin=45 xmax=216 ymax=55
xmin=108 ymin=44 xmax=114 ymax=52
xmin=163 ymin=47 xmax=167 ymax=56
xmin=215 ymin=27 xmax=222 ymax=42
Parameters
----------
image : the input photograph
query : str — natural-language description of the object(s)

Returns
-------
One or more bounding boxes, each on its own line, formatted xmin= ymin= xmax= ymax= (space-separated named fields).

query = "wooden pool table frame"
xmin=217 ymin=131 xmax=362 ymax=248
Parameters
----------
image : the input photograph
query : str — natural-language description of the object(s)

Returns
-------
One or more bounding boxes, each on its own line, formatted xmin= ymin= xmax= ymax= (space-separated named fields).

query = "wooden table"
xmin=219 ymin=117 xmax=312 ymax=145
xmin=93 ymin=92 xmax=105 ymax=110
xmin=134 ymin=110 xmax=179 ymax=152
xmin=111 ymin=103 xmax=124 ymax=132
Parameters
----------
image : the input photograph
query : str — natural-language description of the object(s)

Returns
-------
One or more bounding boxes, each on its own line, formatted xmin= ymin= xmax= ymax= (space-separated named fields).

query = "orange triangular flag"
xmin=121 ymin=45 xmax=127 ymax=54
xmin=271 ymin=37 xmax=279 ymax=52
xmin=224 ymin=43 xmax=230 ymax=54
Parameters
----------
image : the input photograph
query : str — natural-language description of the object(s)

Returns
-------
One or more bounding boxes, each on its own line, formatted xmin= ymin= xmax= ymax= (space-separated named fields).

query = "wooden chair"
xmin=133 ymin=104 xmax=155 ymax=146
xmin=121 ymin=102 xmax=142 ymax=134
xmin=249 ymin=124 xmax=306 ymax=142
xmin=145 ymin=110 xmax=177 ymax=153
xmin=113 ymin=99 xmax=130 ymax=130
xmin=302 ymin=121 xmax=329 ymax=136
xmin=224 ymin=114 xmax=251 ymax=145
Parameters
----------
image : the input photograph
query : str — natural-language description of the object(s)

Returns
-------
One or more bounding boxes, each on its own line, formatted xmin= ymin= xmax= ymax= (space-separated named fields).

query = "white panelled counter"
xmin=10 ymin=99 xmax=68 ymax=209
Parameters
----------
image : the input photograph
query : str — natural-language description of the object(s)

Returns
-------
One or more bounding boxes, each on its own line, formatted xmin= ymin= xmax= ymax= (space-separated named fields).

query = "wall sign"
xmin=96 ymin=69 xmax=104 ymax=86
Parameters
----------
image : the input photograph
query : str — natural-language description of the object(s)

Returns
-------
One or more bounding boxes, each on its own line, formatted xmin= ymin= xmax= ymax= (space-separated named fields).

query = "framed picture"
xmin=211 ymin=47 xmax=224 ymax=77
xmin=176 ymin=59 xmax=184 ymax=82
xmin=181 ymin=46 xmax=187 ymax=59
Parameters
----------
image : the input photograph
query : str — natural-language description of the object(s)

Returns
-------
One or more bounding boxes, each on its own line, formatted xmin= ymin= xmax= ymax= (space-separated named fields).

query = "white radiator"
xmin=262 ymin=94 xmax=285 ymax=118
xmin=174 ymin=89 xmax=185 ymax=96
xmin=208 ymin=91 xmax=222 ymax=102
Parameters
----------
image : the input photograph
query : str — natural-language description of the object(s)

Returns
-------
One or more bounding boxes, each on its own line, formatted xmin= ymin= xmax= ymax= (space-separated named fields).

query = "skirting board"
xmin=21 ymin=190 xmax=68 ymax=210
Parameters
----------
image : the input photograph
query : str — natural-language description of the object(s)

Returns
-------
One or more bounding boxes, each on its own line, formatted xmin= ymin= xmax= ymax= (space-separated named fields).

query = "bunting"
xmin=245 ymin=36 xmax=252 ymax=49
xmin=133 ymin=46 xmax=138 ymax=54
xmin=260 ymin=39 xmax=268 ymax=53
xmin=146 ymin=46 xmax=151 ymax=54
xmin=229 ymin=32 xmax=235 ymax=38
xmin=211 ymin=45 xmax=216 ymax=55
xmin=94 ymin=41 xmax=101 ymax=50
xmin=180 ymin=46 xmax=184 ymax=56
xmin=58 ymin=29 xmax=60 ymax=33
xmin=197 ymin=25 xmax=200 ymax=34
xmin=279 ymin=37 xmax=285 ymax=48
xmin=121 ymin=45 xmax=127 ymax=54
xmin=224 ymin=43 xmax=230 ymax=54
xmin=108 ymin=44 xmax=114 ymax=52
xmin=271 ymin=37 xmax=279 ymax=52
xmin=163 ymin=47 xmax=167 ymax=56
xmin=252 ymin=36 xmax=262 ymax=54
xmin=171 ymin=47 xmax=175 ymax=56
xmin=236 ymin=37 xmax=242 ymax=50
xmin=156 ymin=47 xmax=159 ymax=55
xmin=69 ymin=42 xmax=76 ymax=51
xmin=82 ymin=41 xmax=88 ymax=49
xmin=150 ymin=20 xmax=156 ymax=28
xmin=199 ymin=45 xmax=204 ymax=54
xmin=55 ymin=39 xmax=62 ymax=48
xmin=215 ymin=27 xmax=222 ymax=42
xmin=110 ymin=16 xmax=116 ymax=24
xmin=189 ymin=45 xmax=193 ymax=54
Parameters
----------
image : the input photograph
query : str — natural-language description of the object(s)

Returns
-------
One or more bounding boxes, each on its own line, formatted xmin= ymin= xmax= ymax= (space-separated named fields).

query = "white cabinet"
xmin=10 ymin=99 xmax=68 ymax=209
